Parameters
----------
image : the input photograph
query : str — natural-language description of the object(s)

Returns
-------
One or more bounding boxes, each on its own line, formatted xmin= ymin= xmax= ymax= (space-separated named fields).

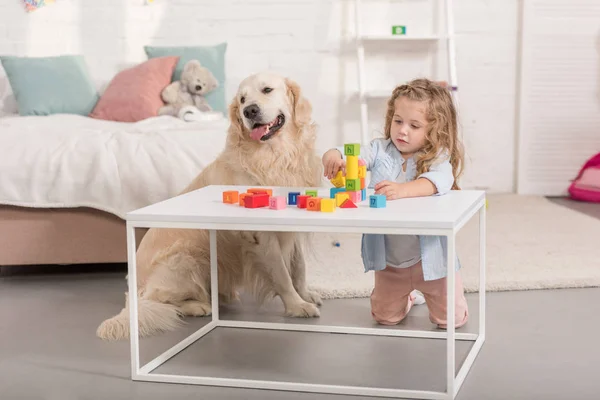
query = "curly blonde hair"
xmin=384 ymin=78 xmax=464 ymax=190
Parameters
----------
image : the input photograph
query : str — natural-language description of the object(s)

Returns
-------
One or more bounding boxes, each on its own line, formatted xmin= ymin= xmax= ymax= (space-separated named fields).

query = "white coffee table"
xmin=126 ymin=185 xmax=486 ymax=400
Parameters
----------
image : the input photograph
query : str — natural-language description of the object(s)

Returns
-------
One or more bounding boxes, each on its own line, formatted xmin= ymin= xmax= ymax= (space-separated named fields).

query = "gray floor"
xmin=1 ymin=197 xmax=599 ymax=400
xmin=547 ymin=196 xmax=600 ymax=219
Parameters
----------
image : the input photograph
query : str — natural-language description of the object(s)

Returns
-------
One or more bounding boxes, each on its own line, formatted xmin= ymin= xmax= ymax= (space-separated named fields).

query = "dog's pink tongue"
xmin=250 ymin=125 xmax=268 ymax=141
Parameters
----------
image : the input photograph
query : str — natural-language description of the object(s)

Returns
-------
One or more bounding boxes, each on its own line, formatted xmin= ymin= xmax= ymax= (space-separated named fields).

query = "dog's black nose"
xmin=243 ymin=104 xmax=260 ymax=119
xmin=195 ymin=85 xmax=202 ymax=91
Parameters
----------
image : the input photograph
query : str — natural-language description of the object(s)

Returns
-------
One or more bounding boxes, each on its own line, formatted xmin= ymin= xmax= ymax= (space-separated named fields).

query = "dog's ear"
xmin=227 ymin=96 xmax=244 ymax=141
xmin=285 ymin=77 xmax=312 ymax=127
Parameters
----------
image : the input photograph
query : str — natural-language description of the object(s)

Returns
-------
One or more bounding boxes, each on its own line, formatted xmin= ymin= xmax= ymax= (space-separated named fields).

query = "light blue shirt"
xmin=335 ymin=138 xmax=461 ymax=281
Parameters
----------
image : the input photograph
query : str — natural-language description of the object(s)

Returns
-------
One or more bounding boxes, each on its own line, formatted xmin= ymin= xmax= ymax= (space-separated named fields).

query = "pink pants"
xmin=370 ymin=261 xmax=469 ymax=329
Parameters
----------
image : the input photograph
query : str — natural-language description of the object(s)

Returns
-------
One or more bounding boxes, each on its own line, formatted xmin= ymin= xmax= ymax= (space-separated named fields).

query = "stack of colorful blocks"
xmin=328 ymin=143 xmax=381 ymax=208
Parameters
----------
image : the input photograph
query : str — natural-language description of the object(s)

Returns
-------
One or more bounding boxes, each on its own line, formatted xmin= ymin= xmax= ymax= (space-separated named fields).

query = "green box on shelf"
xmin=392 ymin=25 xmax=407 ymax=35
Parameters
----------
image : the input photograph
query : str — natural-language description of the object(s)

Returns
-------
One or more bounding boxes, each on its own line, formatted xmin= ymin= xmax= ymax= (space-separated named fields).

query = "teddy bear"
xmin=158 ymin=59 xmax=219 ymax=117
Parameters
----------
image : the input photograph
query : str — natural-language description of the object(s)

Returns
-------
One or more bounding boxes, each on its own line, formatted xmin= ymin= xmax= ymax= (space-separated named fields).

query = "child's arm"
xmin=375 ymin=178 xmax=436 ymax=199
xmin=417 ymin=156 xmax=454 ymax=195
xmin=375 ymin=156 xmax=454 ymax=199
xmin=322 ymin=148 xmax=346 ymax=179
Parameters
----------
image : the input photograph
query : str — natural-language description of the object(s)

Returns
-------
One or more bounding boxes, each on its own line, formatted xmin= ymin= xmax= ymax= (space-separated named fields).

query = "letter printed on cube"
xmin=222 ymin=190 xmax=239 ymax=204
xmin=330 ymin=170 xmax=346 ymax=188
xmin=269 ymin=196 xmax=286 ymax=210
xmin=369 ymin=194 xmax=386 ymax=208
xmin=288 ymin=192 xmax=300 ymax=205
xmin=307 ymin=197 xmax=321 ymax=211
xmin=358 ymin=165 xmax=367 ymax=179
xmin=346 ymin=178 xmax=360 ymax=191
xmin=344 ymin=143 xmax=360 ymax=156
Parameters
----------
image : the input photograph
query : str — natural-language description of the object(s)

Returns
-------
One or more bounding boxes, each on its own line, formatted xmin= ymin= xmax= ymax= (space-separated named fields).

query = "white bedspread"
xmin=0 ymin=114 xmax=229 ymax=219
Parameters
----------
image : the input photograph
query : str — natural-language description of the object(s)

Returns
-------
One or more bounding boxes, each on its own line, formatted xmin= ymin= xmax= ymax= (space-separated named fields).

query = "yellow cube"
xmin=335 ymin=192 xmax=350 ymax=207
xmin=358 ymin=165 xmax=367 ymax=179
xmin=320 ymin=198 xmax=336 ymax=212
xmin=330 ymin=170 xmax=346 ymax=188
xmin=346 ymin=155 xmax=358 ymax=180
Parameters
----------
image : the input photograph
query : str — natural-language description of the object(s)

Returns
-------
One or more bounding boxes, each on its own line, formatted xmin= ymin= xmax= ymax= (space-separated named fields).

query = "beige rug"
xmin=305 ymin=194 xmax=600 ymax=299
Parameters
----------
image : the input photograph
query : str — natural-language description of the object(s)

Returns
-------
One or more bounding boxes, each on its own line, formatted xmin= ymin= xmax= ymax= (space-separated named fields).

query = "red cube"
xmin=244 ymin=193 xmax=270 ymax=208
xmin=297 ymin=195 xmax=310 ymax=208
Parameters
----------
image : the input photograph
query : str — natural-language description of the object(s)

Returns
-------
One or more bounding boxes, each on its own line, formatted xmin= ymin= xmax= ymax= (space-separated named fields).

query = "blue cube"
xmin=330 ymin=187 xmax=346 ymax=199
xmin=369 ymin=194 xmax=386 ymax=208
xmin=288 ymin=192 xmax=301 ymax=205
xmin=361 ymin=188 xmax=366 ymax=201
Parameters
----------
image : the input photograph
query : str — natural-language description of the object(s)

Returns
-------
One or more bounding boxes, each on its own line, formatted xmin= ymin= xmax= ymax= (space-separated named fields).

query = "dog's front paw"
xmin=300 ymin=290 xmax=323 ymax=306
xmin=179 ymin=301 xmax=212 ymax=317
xmin=285 ymin=301 xmax=320 ymax=318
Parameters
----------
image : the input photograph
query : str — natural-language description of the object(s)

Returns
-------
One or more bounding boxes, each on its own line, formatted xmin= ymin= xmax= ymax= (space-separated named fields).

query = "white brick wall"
xmin=0 ymin=0 xmax=520 ymax=192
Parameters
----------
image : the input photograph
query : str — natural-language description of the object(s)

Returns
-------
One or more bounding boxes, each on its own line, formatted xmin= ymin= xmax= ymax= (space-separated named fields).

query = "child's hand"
xmin=374 ymin=181 xmax=407 ymax=200
xmin=322 ymin=149 xmax=346 ymax=179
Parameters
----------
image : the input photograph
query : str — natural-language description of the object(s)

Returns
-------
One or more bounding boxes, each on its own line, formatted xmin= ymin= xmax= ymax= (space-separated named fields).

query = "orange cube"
xmin=248 ymin=188 xmax=273 ymax=196
xmin=358 ymin=165 xmax=367 ymax=179
xmin=360 ymin=177 xmax=365 ymax=190
xmin=222 ymin=190 xmax=239 ymax=204
xmin=239 ymin=192 xmax=249 ymax=206
xmin=307 ymin=197 xmax=321 ymax=211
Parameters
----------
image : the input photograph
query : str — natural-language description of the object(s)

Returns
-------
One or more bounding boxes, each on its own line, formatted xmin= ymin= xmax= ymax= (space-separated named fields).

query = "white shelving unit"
xmin=359 ymin=35 xmax=443 ymax=41
xmin=354 ymin=0 xmax=459 ymax=145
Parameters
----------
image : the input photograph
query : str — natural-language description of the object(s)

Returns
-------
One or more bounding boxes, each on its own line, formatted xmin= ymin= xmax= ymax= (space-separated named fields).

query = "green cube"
xmin=346 ymin=179 xmax=360 ymax=191
xmin=344 ymin=143 xmax=360 ymax=156
xmin=305 ymin=190 xmax=318 ymax=197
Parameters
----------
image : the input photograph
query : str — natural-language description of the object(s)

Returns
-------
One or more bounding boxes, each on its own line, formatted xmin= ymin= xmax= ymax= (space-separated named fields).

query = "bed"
xmin=0 ymin=114 xmax=229 ymax=266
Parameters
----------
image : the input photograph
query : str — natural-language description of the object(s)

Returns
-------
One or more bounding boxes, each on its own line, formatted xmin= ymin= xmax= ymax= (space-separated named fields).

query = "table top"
xmin=127 ymin=185 xmax=485 ymax=233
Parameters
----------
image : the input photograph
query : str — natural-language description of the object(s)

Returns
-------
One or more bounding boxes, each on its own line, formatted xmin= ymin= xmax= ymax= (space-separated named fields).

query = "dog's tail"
xmin=96 ymin=293 xmax=183 ymax=341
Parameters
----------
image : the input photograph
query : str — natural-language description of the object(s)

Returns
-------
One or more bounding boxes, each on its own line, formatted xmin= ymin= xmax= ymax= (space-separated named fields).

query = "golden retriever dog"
xmin=97 ymin=72 xmax=323 ymax=340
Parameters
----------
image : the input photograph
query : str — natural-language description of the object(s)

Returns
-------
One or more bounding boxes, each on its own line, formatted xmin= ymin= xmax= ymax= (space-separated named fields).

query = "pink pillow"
xmin=89 ymin=56 xmax=179 ymax=122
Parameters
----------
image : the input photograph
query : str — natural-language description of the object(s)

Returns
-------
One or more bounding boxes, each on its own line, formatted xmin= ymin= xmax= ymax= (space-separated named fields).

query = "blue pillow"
xmin=144 ymin=43 xmax=227 ymax=114
xmin=0 ymin=55 xmax=99 ymax=116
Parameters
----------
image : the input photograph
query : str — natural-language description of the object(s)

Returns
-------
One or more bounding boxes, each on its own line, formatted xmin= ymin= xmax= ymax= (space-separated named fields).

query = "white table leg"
xmin=446 ymin=231 xmax=456 ymax=399
xmin=453 ymin=201 xmax=487 ymax=397
xmin=479 ymin=202 xmax=486 ymax=338
xmin=210 ymin=230 xmax=219 ymax=322
xmin=127 ymin=223 xmax=141 ymax=379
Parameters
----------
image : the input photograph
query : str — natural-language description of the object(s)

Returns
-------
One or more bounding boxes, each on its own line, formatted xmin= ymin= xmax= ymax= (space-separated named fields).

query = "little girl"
xmin=322 ymin=78 xmax=468 ymax=329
